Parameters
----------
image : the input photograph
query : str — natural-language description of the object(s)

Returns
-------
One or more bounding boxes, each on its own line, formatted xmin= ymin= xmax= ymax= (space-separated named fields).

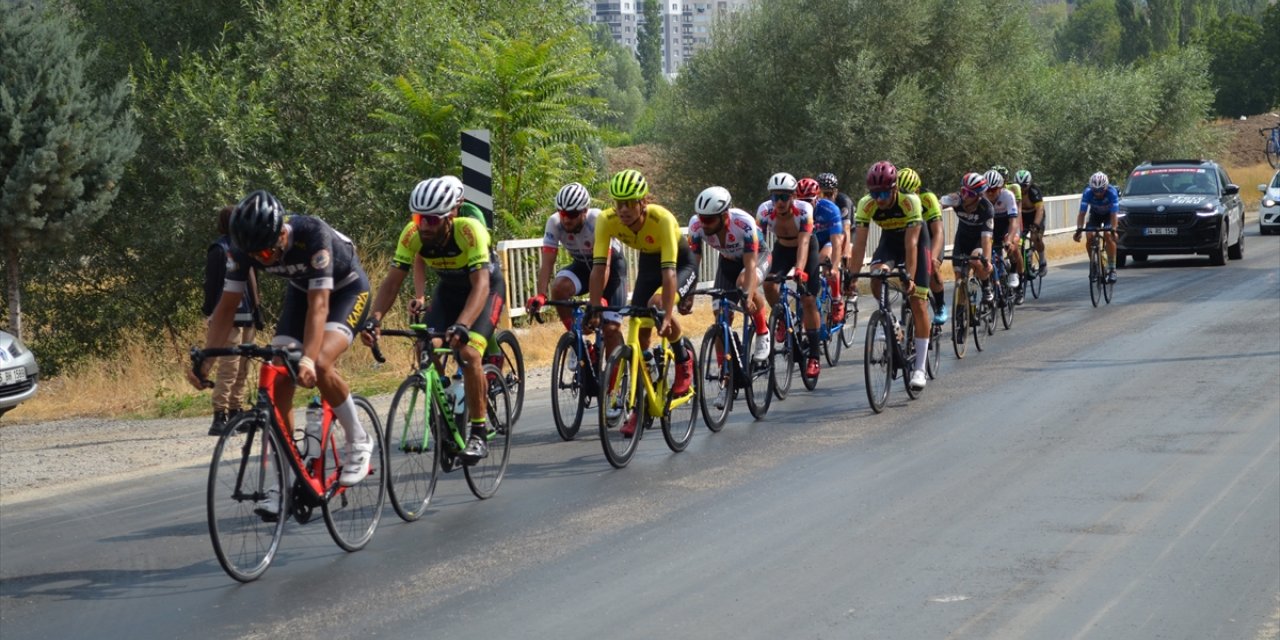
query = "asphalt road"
xmin=2 ymin=231 xmax=1278 ymax=640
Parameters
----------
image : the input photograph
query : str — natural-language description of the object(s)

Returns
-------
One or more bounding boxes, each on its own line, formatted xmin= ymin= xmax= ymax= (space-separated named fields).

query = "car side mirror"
xmin=1223 ymin=184 xmax=1239 ymax=195
xmin=1260 ymin=184 xmax=1269 ymax=193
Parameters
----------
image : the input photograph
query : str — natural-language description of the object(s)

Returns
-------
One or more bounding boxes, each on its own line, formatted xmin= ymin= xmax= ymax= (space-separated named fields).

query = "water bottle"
xmin=643 ymin=349 xmax=659 ymax=381
xmin=448 ymin=372 xmax=466 ymax=419
xmin=303 ymin=396 xmax=323 ymax=459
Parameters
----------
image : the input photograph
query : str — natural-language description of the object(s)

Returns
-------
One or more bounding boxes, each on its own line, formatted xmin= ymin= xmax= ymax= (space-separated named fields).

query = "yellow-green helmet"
xmin=609 ymin=169 xmax=649 ymax=200
xmin=897 ymin=167 xmax=922 ymax=194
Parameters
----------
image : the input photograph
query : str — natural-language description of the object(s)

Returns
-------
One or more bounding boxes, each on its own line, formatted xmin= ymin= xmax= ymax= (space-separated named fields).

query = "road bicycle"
xmin=763 ymin=271 xmax=813 ymax=397
xmin=533 ymin=299 xmax=603 ymax=441
xmin=1085 ymin=225 xmax=1115 ymax=307
xmin=925 ymin=290 xmax=943 ymax=380
xmin=371 ymin=326 xmax=513 ymax=522
xmin=992 ymin=249 xmax=1016 ymax=330
xmin=596 ymin=305 xmax=699 ymax=469
xmin=691 ymin=287 xmax=772 ymax=431
xmin=191 ymin=345 xmax=386 ymax=582
xmin=946 ymin=255 xmax=987 ymax=359
xmin=1264 ymin=125 xmax=1279 ymax=169
xmin=1019 ymin=227 xmax=1044 ymax=300
xmin=851 ymin=267 xmax=922 ymax=413
xmin=815 ymin=260 xmax=849 ymax=367
xmin=836 ymin=263 xmax=861 ymax=350
xmin=491 ymin=328 xmax=525 ymax=425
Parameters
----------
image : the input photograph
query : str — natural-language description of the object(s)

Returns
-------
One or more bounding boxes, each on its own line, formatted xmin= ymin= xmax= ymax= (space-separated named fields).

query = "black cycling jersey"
xmin=941 ymin=194 xmax=996 ymax=233
xmin=834 ymin=192 xmax=855 ymax=226
xmin=225 ymin=214 xmax=364 ymax=294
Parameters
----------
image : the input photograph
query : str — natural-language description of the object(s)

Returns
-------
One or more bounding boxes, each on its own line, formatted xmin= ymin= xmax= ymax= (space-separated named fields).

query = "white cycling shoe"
xmin=339 ymin=435 xmax=374 ymax=487
xmin=752 ymin=332 xmax=772 ymax=361
xmin=909 ymin=370 xmax=927 ymax=391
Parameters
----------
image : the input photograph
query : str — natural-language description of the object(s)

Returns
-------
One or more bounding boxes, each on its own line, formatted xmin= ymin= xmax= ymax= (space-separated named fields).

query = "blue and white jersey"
xmin=1079 ymin=186 xmax=1120 ymax=216
xmin=811 ymin=198 xmax=845 ymax=246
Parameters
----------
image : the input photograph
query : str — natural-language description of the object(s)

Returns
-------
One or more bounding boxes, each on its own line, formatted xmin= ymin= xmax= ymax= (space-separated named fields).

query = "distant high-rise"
xmin=583 ymin=1 xmax=752 ymax=76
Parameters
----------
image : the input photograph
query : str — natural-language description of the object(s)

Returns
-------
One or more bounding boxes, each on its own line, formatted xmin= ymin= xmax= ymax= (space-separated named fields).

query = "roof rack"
xmin=1144 ymin=159 xmax=1211 ymax=166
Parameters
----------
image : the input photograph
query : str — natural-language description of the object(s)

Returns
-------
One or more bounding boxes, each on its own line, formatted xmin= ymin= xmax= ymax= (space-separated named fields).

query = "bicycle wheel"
xmin=1000 ymin=281 xmax=1015 ymax=330
xmin=323 ymin=396 xmax=385 ymax=552
xmin=698 ymin=327 xmax=731 ymax=433
xmin=1266 ymin=135 xmax=1278 ymax=169
xmin=494 ymin=329 xmax=525 ymax=425
xmin=952 ymin=283 xmax=968 ymax=359
xmin=839 ymin=293 xmax=859 ymax=348
xmin=799 ymin=328 xmax=819 ymax=392
xmin=863 ymin=311 xmax=892 ymax=413
xmin=599 ymin=346 xmax=643 ymax=468
xmin=384 ymin=374 xmax=440 ymax=522
xmin=464 ymin=364 xmax=512 ymax=499
xmin=208 ymin=415 xmax=287 ymax=582
xmin=550 ymin=332 xmax=586 ymax=441
xmin=902 ymin=306 xmax=921 ymax=400
xmin=663 ymin=339 xmax=699 ymax=452
xmin=926 ymin=323 xmax=942 ymax=379
xmin=1089 ymin=247 xmax=1102 ymax=308
xmin=1026 ymin=251 xmax=1043 ymax=299
xmin=984 ymin=297 xmax=996 ymax=336
xmin=823 ymin=306 xmax=843 ymax=367
xmin=769 ymin=305 xmax=794 ymax=400
xmin=743 ymin=322 xmax=772 ymax=420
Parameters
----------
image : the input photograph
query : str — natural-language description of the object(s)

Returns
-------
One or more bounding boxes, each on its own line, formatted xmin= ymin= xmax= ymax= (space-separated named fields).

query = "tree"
xmin=1200 ymin=13 xmax=1271 ymax=116
xmin=1054 ymin=0 xmax=1122 ymax=65
xmin=589 ymin=23 xmax=645 ymax=139
xmin=0 ymin=4 xmax=139 ymax=339
xmin=637 ymin=0 xmax=665 ymax=99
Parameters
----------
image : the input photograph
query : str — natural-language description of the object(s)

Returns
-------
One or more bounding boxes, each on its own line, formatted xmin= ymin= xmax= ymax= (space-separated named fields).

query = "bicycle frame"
xmin=379 ymin=329 xmax=470 ymax=455
xmin=620 ymin=314 xmax=693 ymax=418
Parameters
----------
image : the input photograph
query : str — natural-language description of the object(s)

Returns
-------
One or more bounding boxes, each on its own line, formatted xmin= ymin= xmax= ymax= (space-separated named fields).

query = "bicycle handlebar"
xmin=191 ymin=345 xmax=302 ymax=388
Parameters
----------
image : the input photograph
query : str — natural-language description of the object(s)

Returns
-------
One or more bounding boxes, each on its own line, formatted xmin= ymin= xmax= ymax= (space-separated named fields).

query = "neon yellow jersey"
xmin=854 ymin=192 xmax=923 ymax=232
xmin=920 ymin=191 xmax=942 ymax=224
xmin=392 ymin=216 xmax=490 ymax=286
xmin=593 ymin=204 xmax=682 ymax=269
xmin=1006 ymin=183 xmax=1022 ymax=203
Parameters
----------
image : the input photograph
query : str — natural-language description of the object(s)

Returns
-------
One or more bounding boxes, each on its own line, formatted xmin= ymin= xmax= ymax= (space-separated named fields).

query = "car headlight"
xmin=1195 ymin=202 xmax=1219 ymax=217
xmin=8 ymin=340 xmax=25 ymax=357
xmin=1264 ymin=198 xmax=1277 ymax=208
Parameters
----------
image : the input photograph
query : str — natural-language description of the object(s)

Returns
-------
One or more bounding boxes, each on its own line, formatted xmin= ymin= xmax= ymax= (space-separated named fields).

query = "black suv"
xmin=1116 ymin=159 xmax=1245 ymax=267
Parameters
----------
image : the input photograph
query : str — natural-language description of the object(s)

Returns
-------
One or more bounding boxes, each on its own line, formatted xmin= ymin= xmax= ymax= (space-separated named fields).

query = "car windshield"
xmin=1124 ymin=170 xmax=1218 ymax=196
xmin=1272 ymin=173 xmax=1280 ymax=189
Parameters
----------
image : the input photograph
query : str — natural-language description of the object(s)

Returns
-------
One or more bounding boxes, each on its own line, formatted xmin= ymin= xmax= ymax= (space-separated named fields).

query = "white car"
xmin=1259 ymin=171 xmax=1280 ymax=235
xmin=0 ymin=331 xmax=39 ymax=418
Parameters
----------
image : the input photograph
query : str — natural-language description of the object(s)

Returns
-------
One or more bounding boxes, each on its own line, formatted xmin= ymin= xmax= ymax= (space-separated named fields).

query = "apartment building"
xmin=584 ymin=0 xmax=751 ymax=76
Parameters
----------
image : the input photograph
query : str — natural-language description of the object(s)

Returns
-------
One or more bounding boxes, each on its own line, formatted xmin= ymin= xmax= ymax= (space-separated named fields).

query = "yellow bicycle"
xmin=597 ymin=305 xmax=700 ymax=468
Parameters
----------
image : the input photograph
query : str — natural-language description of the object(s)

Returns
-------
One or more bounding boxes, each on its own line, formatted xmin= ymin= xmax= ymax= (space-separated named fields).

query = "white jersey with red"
xmin=755 ymin=199 xmax=815 ymax=244
xmin=688 ymin=208 xmax=764 ymax=261
xmin=540 ymin=209 xmax=621 ymax=262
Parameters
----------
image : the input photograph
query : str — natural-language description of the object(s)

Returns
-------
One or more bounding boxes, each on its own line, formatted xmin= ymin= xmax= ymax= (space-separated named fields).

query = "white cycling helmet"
xmin=694 ymin=186 xmax=732 ymax=216
xmin=982 ymin=169 xmax=1004 ymax=189
xmin=409 ymin=177 xmax=457 ymax=215
xmin=439 ymin=175 xmax=465 ymax=205
xmin=767 ymin=172 xmax=798 ymax=192
xmin=555 ymin=182 xmax=591 ymax=211
xmin=1089 ymin=171 xmax=1109 ymax=189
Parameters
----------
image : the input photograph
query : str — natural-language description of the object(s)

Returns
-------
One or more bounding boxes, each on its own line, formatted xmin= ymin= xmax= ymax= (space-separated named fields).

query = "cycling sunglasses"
xmin=770 ymin=192 xmax=793 ymax=202
xmin=870 ymin=190 xmax=893 ymax=200
xmin=961 ymin=187 xmax=981 ymax=199
xmin=254 ymin=247 xmax=279 ymax=263
xmin=697 ymin=213 xmax=723 ymax=224
xmin=558 ymin=208 xmax=585 ymax=220
xmin=413 ymin=212 xmax=447 ymax=228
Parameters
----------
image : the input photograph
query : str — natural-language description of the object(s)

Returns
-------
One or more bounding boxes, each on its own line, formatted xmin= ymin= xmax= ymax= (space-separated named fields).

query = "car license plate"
xmin=0 ymin=367 xmax=26 ymax=385
xmin=1144 ymin=227 xmax=1177 ymax=236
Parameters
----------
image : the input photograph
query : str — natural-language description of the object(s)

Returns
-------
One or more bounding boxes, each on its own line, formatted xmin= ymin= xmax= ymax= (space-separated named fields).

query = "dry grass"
xmin=1226 ymin=162 xmax=1277 ymax=209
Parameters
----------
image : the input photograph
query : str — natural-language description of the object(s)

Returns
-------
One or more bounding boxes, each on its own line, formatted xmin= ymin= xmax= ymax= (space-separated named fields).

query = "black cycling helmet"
xmin=816 ymin=173 xmax=839 ymax=190
xmin=229 ymin=189 xmax=285 ymax=252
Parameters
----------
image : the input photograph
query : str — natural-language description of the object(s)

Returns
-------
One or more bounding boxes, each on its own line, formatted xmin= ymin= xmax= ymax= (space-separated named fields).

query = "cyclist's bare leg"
xmin=550 ymin=276 xmax=577 ymax=329
xmin=764 ymin=281 xmax=780 ymax=307
xmin=602 ymin=321 xmax=623 ymax=359
xmin=1008 ymin=238 xmax=1025 ymax=274
xmin=459 ymin=342 xmax=487 ymax=423
xmin=647 ymin=292 xmax=682 ymax=344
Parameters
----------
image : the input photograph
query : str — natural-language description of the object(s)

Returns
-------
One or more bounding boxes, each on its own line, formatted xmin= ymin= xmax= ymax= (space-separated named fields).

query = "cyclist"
xmin=818 ymin=172 xmax=857 ymax=299
xmin=983 ymin=169 xmax=1022 ymax=297
xmin=847 ymin=161 xmax=931 ymax=391
xmin=589 ymin=169 xmax=699 ymax=428
xmin=405 ymin=175 xmax=490 ymax=313
xmin=1074 ymin=171 xmax=1119 ymax=284
xmin=757 ymin=172 xmax=823 ymax=381
xmin=992 ymin=164 xmax=1021 ymax=204
xmin=797 ymin=177 xmax=846 ymax=322
xmin=364 ymin=177 xmax=505 ymax=463
xmin=188 ymin=190 xmax=375 ymax=497
xmin=526 ymin=183 xmax=627 ymax=370
xmin=941 ymin=173 xmax=997 ymax=302
xmin=1015 ymin=169 xmax=1047 ymax=279
xmin=897 ymin=167 xmax=948 ymax=325
xmin=688 ymin=185 xmax=771 ymax=361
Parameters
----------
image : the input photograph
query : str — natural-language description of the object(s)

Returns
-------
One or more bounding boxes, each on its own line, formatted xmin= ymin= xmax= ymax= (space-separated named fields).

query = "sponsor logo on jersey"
xmin=311 ymin=250 xmax=331 ymax=270
xmin=346 ymin=290 xmax=369 ymax=328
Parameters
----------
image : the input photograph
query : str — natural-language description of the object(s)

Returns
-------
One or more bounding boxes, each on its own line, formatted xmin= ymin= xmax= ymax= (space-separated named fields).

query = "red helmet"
xmin=795 ymin=177 xmax=821 ymax=200
xmin=866 ymin=161 xmax=898 ymax=191
xmin=961 ymin=172 xmax=987 ymax=192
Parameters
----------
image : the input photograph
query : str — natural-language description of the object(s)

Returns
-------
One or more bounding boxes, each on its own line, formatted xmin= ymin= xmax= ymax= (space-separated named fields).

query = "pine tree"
xmin=0 ymin=4 xmax=139 ymax=338
xmin=637 ymin=0 xmax=665 ymax=99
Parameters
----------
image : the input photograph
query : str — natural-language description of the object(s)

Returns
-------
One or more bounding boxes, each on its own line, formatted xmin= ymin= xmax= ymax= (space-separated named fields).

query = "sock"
xmin=332 ymin=395 xmax=368 ymax=444
xmin=672 ymin=339 xmax=689 ymax=363
xmin=806 ymin=330 xmax=820 ymax=359
xmin=470 ymin=418 xmax=487 ymax=437
xmin=914 ymin=338 xmax=929 ymax=372
xmin=754 ymin=308 xmax=768 ymax=335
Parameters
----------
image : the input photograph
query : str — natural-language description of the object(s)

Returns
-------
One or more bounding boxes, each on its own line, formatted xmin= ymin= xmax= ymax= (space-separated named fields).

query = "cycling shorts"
xmin=870 ymin=232 xmax=932 ymax=293
xmin=769 ymin=241 xmax=820 ymax=297
xmin=632 ymin=249 xmax=697 ymax=307
xmin=713 ymin=254 xmax=768 ymax=295
xmin=951 ymin=227 xmax=990 ymax=268
xmin=1085 ymin=212 xmax=1114 ymax=231
xmin=423 ymin=271 xmax=507 ymax=353
xmin=273 ymin=273 xmax=371 ymax=347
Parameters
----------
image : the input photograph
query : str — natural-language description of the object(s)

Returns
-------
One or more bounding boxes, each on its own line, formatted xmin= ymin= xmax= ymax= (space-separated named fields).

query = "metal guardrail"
xmin=498 ymin=193 xmax=1082 ymax=319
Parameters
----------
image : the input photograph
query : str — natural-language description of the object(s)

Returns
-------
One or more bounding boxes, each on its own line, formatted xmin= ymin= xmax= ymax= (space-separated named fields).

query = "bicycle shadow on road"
xmin=0 ymin=560 xmax=222 ymax=602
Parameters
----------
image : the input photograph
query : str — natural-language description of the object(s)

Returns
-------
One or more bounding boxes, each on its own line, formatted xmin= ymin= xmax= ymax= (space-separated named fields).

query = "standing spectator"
xmin=203 ymin=205 xmax=261 ymax=436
